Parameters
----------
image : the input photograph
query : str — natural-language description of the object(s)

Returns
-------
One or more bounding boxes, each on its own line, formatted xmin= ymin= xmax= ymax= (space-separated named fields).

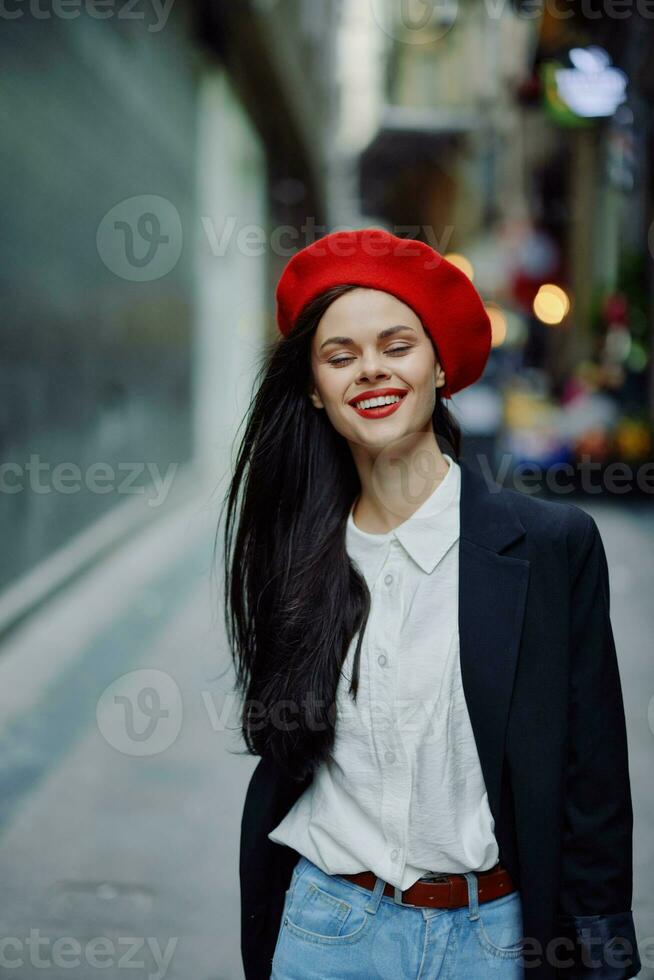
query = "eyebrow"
xmin=319 ymin=324 xmax=417 ymax=352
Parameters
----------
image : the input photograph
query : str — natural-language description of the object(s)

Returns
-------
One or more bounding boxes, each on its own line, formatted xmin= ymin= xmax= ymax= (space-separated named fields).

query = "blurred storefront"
xmin=503 ymin=1 xmax=654 ymax=491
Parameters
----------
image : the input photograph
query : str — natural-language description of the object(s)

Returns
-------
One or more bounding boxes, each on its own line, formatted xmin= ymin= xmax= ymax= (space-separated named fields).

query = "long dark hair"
xmin=219 ymin=284 xmax=461 ymax=781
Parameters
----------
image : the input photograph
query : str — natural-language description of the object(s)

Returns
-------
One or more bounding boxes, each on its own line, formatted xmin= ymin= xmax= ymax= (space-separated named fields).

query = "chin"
xmin=355 ymin=420 xmax=408 ymax=449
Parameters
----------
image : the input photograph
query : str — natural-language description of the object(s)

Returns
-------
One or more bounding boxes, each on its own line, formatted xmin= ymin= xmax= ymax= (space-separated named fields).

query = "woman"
xmin=222 ymin=229 xmax=640 ymax=980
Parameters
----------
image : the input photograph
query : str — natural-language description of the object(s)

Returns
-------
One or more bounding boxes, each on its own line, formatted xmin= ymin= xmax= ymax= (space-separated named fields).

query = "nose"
xmin=356 ymin=351 xmax=391 ymax=381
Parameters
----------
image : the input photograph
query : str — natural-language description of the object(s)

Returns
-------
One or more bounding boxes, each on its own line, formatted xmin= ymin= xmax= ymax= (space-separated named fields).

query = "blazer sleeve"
xmin=555 ymin=512 xmax=641 ymax=978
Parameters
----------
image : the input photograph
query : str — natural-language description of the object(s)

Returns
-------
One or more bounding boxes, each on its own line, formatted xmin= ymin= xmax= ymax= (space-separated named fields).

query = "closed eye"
xmin=329 ymin=345 xmax=413 ymax=367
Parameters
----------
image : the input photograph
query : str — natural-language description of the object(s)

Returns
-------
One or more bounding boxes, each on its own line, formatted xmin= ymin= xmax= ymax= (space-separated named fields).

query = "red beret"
xmin=275 ymin=228 xmax=492 ymax=398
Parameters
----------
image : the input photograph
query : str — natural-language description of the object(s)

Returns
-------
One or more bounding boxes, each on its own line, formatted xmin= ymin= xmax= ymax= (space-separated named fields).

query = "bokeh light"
xmin=485 ymin=302 xmax=507 ymax=347
xmin=533 ymin=283 xmax=571 ymax=324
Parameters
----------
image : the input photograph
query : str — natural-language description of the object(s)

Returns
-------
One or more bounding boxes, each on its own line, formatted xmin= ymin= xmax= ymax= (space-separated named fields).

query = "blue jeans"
xmin=271 ymin=855 xmax=525 ymax=979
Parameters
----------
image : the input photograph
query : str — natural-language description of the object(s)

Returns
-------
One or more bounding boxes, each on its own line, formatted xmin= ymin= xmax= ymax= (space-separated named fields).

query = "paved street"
xmin=0 ymin=492 xmax=651 ymax=980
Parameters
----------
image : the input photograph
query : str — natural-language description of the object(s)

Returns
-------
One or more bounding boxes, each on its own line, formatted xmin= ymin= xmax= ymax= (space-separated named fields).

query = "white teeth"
xmin=355 ymin=394 xmax=402 ymax=410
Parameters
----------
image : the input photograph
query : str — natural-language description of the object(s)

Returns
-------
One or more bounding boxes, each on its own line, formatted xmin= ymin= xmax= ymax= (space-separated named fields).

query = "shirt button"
xmin=390 ymin=849 xmax=399 ymax=861
xmin=385 ymin=750 xmax=396 ymax=763
xmin=384 ymin=573 xmax=394 ymax=587
xmin=377 ymin=653 xmax=388 ymax=667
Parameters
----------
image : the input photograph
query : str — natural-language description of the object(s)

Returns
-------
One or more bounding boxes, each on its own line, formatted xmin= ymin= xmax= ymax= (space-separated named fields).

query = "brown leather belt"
xmin=337 ymin=862 xmax=515 ymax=908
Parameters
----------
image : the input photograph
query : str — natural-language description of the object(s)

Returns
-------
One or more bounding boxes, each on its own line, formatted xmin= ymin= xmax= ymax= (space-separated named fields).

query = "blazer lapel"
xmin=458 ymin=457 xmax=530 ymax=832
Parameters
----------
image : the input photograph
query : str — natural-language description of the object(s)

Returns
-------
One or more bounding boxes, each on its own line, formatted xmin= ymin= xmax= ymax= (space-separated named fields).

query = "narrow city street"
xmin=0 ymin=491 xmax=651 ymax=980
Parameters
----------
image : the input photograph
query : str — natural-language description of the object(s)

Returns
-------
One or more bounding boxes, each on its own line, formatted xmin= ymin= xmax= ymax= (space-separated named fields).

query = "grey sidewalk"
xmin=0 ymin=484 xmax=253 ymax=980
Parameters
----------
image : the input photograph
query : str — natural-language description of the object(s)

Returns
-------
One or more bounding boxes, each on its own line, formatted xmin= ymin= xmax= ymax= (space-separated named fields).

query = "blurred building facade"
xmin=352 ymin=0 xmax=654 ymax=484
xmin=358 ymin=0 xmax=536 ymax=244
xmin=0 ymin=0 xmax=342 ymax=620
xmin=0 ymin=6 xmax=199 ymax=605
xmin=505 ymin=2 xmax=654 ymax=475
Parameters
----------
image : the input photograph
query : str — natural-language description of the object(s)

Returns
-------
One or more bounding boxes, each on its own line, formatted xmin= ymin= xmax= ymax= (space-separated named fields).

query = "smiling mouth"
xmin=350 ymin=391 xmax=408 ymax=418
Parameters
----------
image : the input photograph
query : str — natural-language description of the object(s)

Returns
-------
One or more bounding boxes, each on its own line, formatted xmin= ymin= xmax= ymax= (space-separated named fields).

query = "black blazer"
xmin=239 ymin=457 xmax=640 ymax=979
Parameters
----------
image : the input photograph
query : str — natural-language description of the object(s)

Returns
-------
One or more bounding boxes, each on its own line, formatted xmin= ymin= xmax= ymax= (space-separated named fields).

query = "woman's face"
xmin=309 ymin=287 xmax=446 ymax=452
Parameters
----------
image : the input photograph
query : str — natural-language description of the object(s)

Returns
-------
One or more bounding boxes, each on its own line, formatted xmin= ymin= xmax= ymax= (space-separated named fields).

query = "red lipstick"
xmin=348 ymin=387 xmax=408 ymax=419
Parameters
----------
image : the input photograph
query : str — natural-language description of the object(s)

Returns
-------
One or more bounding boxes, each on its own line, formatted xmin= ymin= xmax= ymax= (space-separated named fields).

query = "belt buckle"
xmin=393 ymin=885 xmax=414 ymax=907
xmin=393 ymin=873 xmax=451 ymax=907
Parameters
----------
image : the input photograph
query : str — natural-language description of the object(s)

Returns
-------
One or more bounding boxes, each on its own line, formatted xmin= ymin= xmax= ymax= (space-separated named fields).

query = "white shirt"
xmin=268 ymin=453 xmax=499 ymax=890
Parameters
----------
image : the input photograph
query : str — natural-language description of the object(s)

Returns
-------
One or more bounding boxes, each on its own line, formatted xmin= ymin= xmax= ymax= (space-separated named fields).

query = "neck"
xmin=349 ymin=429 xmax=451 ymax=534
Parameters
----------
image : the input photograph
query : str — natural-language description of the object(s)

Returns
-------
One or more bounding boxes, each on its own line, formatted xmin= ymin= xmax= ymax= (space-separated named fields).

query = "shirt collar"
xmin=346 ymin=453 xmax=461 ymax=578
